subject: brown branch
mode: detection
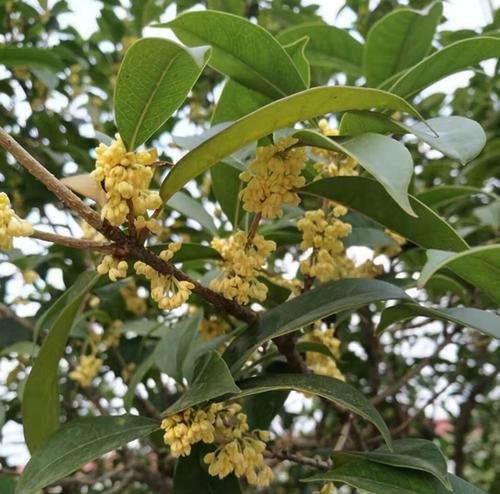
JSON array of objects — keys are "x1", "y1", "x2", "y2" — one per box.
[
  {"x1": 333, "y1": 416, "x2": 352, "y2": 451},
  {"x1": 373, "y1": 331, "x2": 456, "y2": 405},
  {"x1": 0, "y1": 303, "x2": 33, "y2": 330},
  {"x1": 32, "y1": 229, "x2": 115, "y2": 253},
  {"x1": 0, "y1": 127, "x2": 103, "y2": 232},
  {"x1": 265, "y1": 448, "x2": 332, "y2": 469},
  {"x1": 273, "y1": 333, "x2": 310, "y2": 373}
]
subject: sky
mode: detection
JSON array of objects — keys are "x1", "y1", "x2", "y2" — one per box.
[{"x1": 1, "y1": 0, "x2": 499, "y2": 467}]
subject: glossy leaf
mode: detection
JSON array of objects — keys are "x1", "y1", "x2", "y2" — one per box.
[
  {"x1": 340, "y1": 113, "x2": 486, "y2": 165},
  {"x1": 418, "y1": 246, "x2": 500, "y2": 304},
  {"x1": 417, "y1": 186, "x2": 490, "y2": 208},
  {"x1": 387, "y1": 37, "x2": 500, "y2": 98},
  {"x1": 450, "y1": 475, "x2": 487, "y2": 494},
  {"x1": 115, "y1": 38, "x2": 211, "y2": 150},
  {"x1": 162, "y1": 10, "x2": 306, "y2": 99},
  {"x1": 331, "y1": 438, "x2": 451, "y2": 489},
  {"x1": 211, "y1": 162, "x2": 242, "y2": 227},
  {"x1": 277, "y1": 24, "x2": 363, "y2": 76},
  {"x1": 22, "y1": 272, "x2": 98, "y2": 453},
  {"x1": 212, "y1": 79, "x2": 271, "y2": 125},
  {"x1": 378, "y1": 302, "x2": 500, "y2": 339},
  {"x1": 167, "y1": 191, "x2": 218, "y2": 235},
  {"x1": 237, "y1": 373, "x2": 392, "y2": 448},
  {"x1": 163, "y1": 352, "x2": 240, "y2": 416},
  {"x1": 224, "y1": 278, "x2": 409, "y2": 372},
  {"x1": 305, "y1": 459, "x2": 450, "y2": 494},
  {"x1": 160, "y1": 86, "x2": 422, "y2": 201},
  {"x1": 294, "y1": 129, "x2": 415, "y2": 215},
  {"x1": 16, "y1": 415, "x2": 158, "y2": 494},
  {"x1": 283, "y1": 36, "x2": 311, "y2": 87},
  {"x1": 301, "y1": 177, "x2": 468, "y2": 252},
  {"x1": 364, "y1": 3, "x2": 442, "y2": 86}
]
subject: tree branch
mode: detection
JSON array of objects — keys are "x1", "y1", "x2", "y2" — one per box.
[{"x1": 32, "y1": 229, "x2": 115, "y2": 253}]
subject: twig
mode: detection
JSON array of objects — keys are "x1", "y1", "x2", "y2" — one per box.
[
  {"x1": 266, "y1": 448, "x2": 332, "y2": 469},
  {"x1": 32, "y1": 229, "x2": 115, "y2": 253},
  {"x1": 333, "y1": 416, "x2": 352, "y2": 451},
  {"x1": 245, "y1": 212, "x2": 261, "y2": 248}
]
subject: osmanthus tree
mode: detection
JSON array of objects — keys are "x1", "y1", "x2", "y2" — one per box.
[{"x1": 0, "y1": 1, "x2": 499, "y2": 493}]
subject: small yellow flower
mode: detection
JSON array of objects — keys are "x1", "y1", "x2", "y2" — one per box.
[
  {"x1": 200, "y1": 316, "x2": 229, "y2": 341},
  {"x1": 97, "y1": 256, "x2": 128, "y2": 282},
  {"x1": 0, "y1": 192, "x2": 33, "y2": 251},
  {"x1": 120, "y1": 281, "x2": 147, "y2": 315},
  {"x1": 22, "y1": 270, "x2": 37, "y2": 284},
  {"x1": 240, "y1": 137, "x2": 306, "y2": 219},
  {"x1": 69, "y1": 354, "x2": 102, "y2": 387},
  {"x1": 91, "y1": 134, "x2": 161, "y2": 227},
  {"x1": 210, "y1": 231, "x2": 276, "y2": 305},
  {"x1": 313, "y1": 482, "x2": 337, "y2": 494}
]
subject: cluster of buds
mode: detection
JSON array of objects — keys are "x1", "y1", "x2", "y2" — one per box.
[
  {"x1": 134, "y1": 242, "x2": 194, "y2": 311},
  {"x1": 91, "y1": 134, "x2": 162, "y2": 227},
  {"x1": 120, "y1": 280, "x2": 147, "y2": 315},
  {"x1": 200, "y1": 316, "x2": 229, "y2": 341},
  {"x1": 210, "y1": 231, "x2": 276, "y2": 305},
  {"x1": 69, "y1": 354, "x2": 103, "y2": 388},
  {"x1": 97, "y1": 256, "x2": 128, "y2": 282},
  {"x1": 161, "y1": 402, "x2": 273, "y2": 487},
  {"x1": 240, "y1": 136, "x2": 306, "y2": 219},
  {"x1": 303, "y1": 320, "x2": 344, "y2": 381},
  {"x1": 313, "y1": 482, "x2": 337, "y2": 494},
  {"x1": 0, "y1": 192, "x2": 33, "y2": 251}
]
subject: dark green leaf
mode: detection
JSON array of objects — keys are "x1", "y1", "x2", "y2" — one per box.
[
  {"x1": 449, "y1": 475, "x2": 487, "y2": 494},
  {"x1": 364, "y1": 3, "x2": 442, "y2": 86},
  {"x1": 378, "y1": 302, "x2": 500, "y2": 339},
  {"x1": 331, "y1": 438, "x2": 451, "y2": 490},
  {"x1": 387, "y1": 37, "x2": 500, "y2": 98},
  {"x1": 115, "y1": 38, "x2": 211, "y2": 149},
  {"x1": 161, "y1": 10, "x2": 306, "y2": 99},
  {"x1": 417, "y1": 186, "x2": 490, "y2": 208},
  {"x1": 167, "y1": 191, "x2": 218, "y2": 235},
  {"x1": 301, "y1": 177, "x2": 468, "y2": 252},
  {"x1": 237, "y1": 373, "x2": 392, "y2": 448},
  {"x1": 305, "y1": 459, "x2": 450, "y2": 494},
  {"x1": 22, "y1": 272, "x2": 98, "y2": 453},
  {"x1": 163, "y1": 352, "x2": 240, "y2": 416},
  {"x1": 160, "y1": 86, "x2": 422, "y2": 201},
  {"x1": 294, "y1": 130, "x2": 415, "y2": 216},
  {"x1": 211, "y1": 162, "x2": 242, "y2": 227},
  {"x1": 224, "y1": 278, "x2": 409, "y2": 373},
  {"x1": 16, "y1": 415, "x2": 159, "y2": 494},
  {"x1": 277, "y1": 24, "x2": 363, "y2": 76},
  {"x1": 418, "y1": 246, "x2": 500, "y2": 304}
]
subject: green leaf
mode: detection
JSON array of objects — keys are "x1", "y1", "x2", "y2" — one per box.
[
  {"x1": 294, "y1": 130, "x2": 415, "y2": 216},
  {"x1": 114, "y1": 38, "x2": 211, "y2": 150},
  {"x1": 212, "y1": 79, "x2": 272, "y2": 125},
  {"x1": 418, "y1": 246, "x2": 500, "y2": 304},
  {"x1": 301, "y1": 177, "x2": 468, "y2": 252},
  {"x1": 305, "y1": 459, "x2": 450, "y2": 494},
  {"x1": 22, "y1": 272, "x2": 98, "y2": 453},
  {"x1": 276, "y1": 24, "x2": 363, "y2": 76},
  {"x1": 417, "y1": 186, "x2": 490, "y2": 208},
  {"x1": 387, "y1": 36, "x2": 500, "y2": 98},
  {"x1": 16, "y1": 415, "x2": 158, "y2": 494},
  {"x1": 167, "y1": 191, "x2": 218, "y2": 235},
  {"x1": 0, "y1": 475, "x2": 16, "y2": 494},
  {"x1": 340, "y1": 113, "x2": 486, "y2": 165},
  {"x1": 163, "y1": 352, "x2": 240, "y2": 416},
  {"x1": 161, "y1": 10, "x2": 306, "y2": 99},
  {"x1": 449, "y1": 475, "x2": 487, "y2": 494},
  {"x1": 364, "y1": 3, "x2": 443, "y2": 87},
  {"x1": 331, "y1": 439, "x2": 451, "y2": 490},
  {"x1": 0, "y1": 46, "x2": 64, "y2": 73},
  {"x1": 224, "y1": 278, "x2": 409, "y2": 373},
  {"x1": 377, "y1": 302, "x2": 500, "y2": 339},
  {"x1": 123, "y1": 353, "x2": 155, "y2": 411},
  {"x1": 283, "y1": 36, "x2": 311, "y2": 87},
  {"x1": 344, "y1": 227, "x2": 397, "y2": 248},
  {"x1": 237, "y1": 373, "x2": 391, "y2": 448},
  {"x1": 160, "y1": 86, "x2": 422, "y2": 201},
  {"x1": 211, "y1": 162, "x2": 242, "y2": 227},
  {"x1": 154, "y1": 313, "x2": 202, "y2": 383}
]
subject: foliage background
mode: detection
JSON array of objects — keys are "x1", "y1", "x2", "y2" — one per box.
[{"x1": 0, "y1": 0, "x2": 499, "y2": 493}]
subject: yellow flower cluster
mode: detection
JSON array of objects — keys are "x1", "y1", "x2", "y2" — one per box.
[
  {"x1": 0, "y1": 192, "x2": 33, "y2": 251},
  {"x1": 200, "y1": 316, "x2": 229, "y2": 341},
  {"x1": 240, "y1": 137, "x2": 306, "y2": 219},
  {"x1": 313, "y1": 482, "x2": 337, "y2": 494},
  {"x1": 134, "y1": 242, "x2": 194, "y2": 311},
  {"x1": 69, "y1": 354, "x2": 103, "y2": 388},
  {"x1": 297, "y1": 209, "x2": 352, "y2": 282},
  {"x1": 161, "y1": 402, "x2": 273, "y2": 487},
  {"x1": 81, "y1": 220, "x2": 105, "y2": 242},
  {"x1": 378, "y1": 228, "x2": 406, "y2": 257},
  {"x1": 318, "y1": 118, "x2": 339, "y2": 137},
  {"x1": 120, "y1": 281, "x2": 147, "y2": 315},
  {"x1": 303, "y1": 321, "x2": 344, "y2": 381},
  {"x1": 91, "y1": 134, "x2": 162, "y2": 227},
  {"x1": 210, "y1": 231, "x2": 276, "y2": 304},
  {"x1": 97, "y1": 256, "x2": 128, "y2": 282}
]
